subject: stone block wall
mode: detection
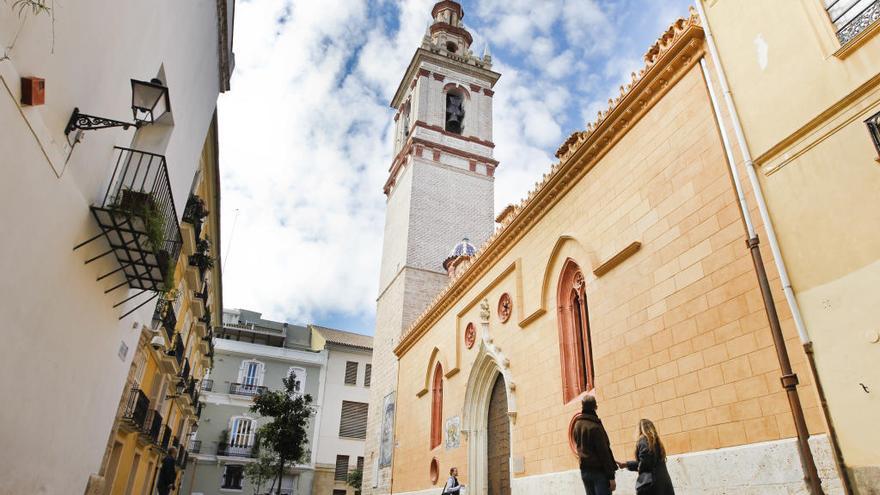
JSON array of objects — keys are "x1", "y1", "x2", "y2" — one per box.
[{"x1": 390, "y1": 61, "x2": 841, "y2": 494}]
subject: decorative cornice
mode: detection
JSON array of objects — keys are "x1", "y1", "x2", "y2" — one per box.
[
  {"x1": 394, "y1": 9, "x2": 705, "y2": 357},
  {"x1": 413, "y1": 120, "x2": 495, "y2": 148},
  {"x1": 430, "y1": 23, "x2": 474, "y2": 47}
]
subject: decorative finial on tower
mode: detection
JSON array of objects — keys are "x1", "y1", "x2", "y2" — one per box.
[{"x1": 427, "y1": 1, "x2": 473, "y2": 54}]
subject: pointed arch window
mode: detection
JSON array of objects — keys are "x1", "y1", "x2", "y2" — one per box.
[
  {"x1": 557, "y1": 259, "x2": 595, "y2": 403},
  {"x1": 430, "y1": 363, "x2": 443, "y2": 449}
]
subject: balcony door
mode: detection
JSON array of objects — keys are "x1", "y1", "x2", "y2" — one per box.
[
  {"x1": 229, "y1": 417, "x2": 255, "y2": 456},
  {"x1": 238, "y1": 360, "x2": 264, "y2": 392}
]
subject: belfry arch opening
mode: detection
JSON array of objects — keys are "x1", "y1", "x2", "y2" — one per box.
[{"x1": 445, "y1": 87, "x2": 466, "y2": 134}]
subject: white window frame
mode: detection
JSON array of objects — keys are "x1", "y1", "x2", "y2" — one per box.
[
  {"x1": 287, "y1": 366, "x2": 306, "y2": 394},
  {"x1": 228, "y1": 416, "x2": 256, "y2": 448},
  {"x1": 238, "y1": 359, "x2": 265, "y2": 387}
]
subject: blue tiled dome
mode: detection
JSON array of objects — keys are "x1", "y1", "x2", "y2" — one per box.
[
  {"x1": 448, "y1": 238, "x2": 476, "y2": 258},
  {"x1": 443, "y1": 238, "x2": 476, "y2": 270}
]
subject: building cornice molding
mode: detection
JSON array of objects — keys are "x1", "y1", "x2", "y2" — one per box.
[
  {"x1": 391, "y1": 48, "x2": 501, "y2": 109},
  {"x1": 214, "y1": 339, "x2": 327, "y2": 365},
  {"x1": 394, "y1": 10, "x2": 706, "y2": 357}
]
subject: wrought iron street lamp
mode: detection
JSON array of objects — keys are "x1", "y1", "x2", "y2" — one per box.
[
  {"x1": 166, "y1": 379, "x2": 187, "y2": 400},
  {"x1": 65, "y1": 78, "x2": 170, "y2": 135}
]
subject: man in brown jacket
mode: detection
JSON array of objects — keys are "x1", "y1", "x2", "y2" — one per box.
[{"x1": 572, "y1": 395, "x2": 618, "y2": 494}]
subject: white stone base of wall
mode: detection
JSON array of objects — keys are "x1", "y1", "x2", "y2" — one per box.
[
  {"x1": 511, "y1": 435, "x2": 844, "y2": 495},
  {"x1": 393, "y1": 435, "x2": 844, "y2": 494}
]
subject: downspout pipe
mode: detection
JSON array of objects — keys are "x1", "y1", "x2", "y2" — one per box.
[
  {"x1": 694, "y1": 0, "x2": 809, "y2": 345},
  {"x1": 694, "y1": 5, "x2": 853, "y2": 492},
  {"x1": 698, "y1": 57, "x2": 824, "y2": 495}
]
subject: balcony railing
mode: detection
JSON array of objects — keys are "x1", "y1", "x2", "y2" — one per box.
[
  {"x1": 185, "y1": 378, "x2": 199, "y2": 404},
  {"x1": 160, "y1": 425, "x2": 172, "y2": 450},
  {"x1": 200, "y1": 308, "x2": 212, "y2": 329},
  {"x1": 144, "y1": 409, "x2": 164, "y2": 444},
  {"x1": 189, "y1": 439, "x2": 202, "y2": 454},
  {"x1": 201, "y1": 378, "x2": 214, "y2": 392},
  {"x1": 122, "y1": 387, "x2": 150, "y2": 429},
  {"x1": 182, "y1": 194, "x2": 208, "y2": 240},
  {"x1": 167, "y1": 333, "x2": 184, "y2": 367},
  {"x1": 179, "y1": 358, "x2": 191, "y2": 382},
  {"x1": 229, "y1": 382, "x2": 267, "y2": 397},
  {"x1": 195, "y1": 282, "x2": 209, "y2": 302},
  {"x1": 89, "y1": 147, "x2": 181, "y2": 292},
  {"x1": 217, "y1": 443, "x2": 256, "y2": 458},
  {"x1": 189, "y1": 238, "x2": 213, "y2": 282},
  {"x1": 152, "y1": 298, "x2": 177, "y2": 343}
]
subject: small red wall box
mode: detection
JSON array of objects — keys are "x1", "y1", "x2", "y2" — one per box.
[{"x1": 21, "y1": 77, "x2": 45, "y2": 106}]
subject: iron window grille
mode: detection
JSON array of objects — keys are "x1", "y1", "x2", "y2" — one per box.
[
  {"x1": 826, "y1": 0, "x2": 880, "y2": 44},
  {"x1": 222, "y1": 465, "x2": 244, "y2": 489},
  {"x1": 866, "y1": 110, "x2": 880, "y2": 156}
]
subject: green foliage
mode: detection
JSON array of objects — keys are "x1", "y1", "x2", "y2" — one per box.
[
  {"x1": 251, "y1": 374, "x2": 314, "y2": 494},
  {"x1": 346, "y1": 468, "x2": 363, "y2": 491},
  {"x1": 244, "y1": 447, "x2": 278, "y2": 495},
  {"x1": 7, "y1": 0, "x2": 51, "y2": 17}
]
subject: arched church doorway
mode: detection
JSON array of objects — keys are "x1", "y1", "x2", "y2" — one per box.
[{"x1": 487, "y1": 374, "x2": 510, "y2": 495}]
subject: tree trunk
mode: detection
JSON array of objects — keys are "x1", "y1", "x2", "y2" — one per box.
[{"x1": 276, "y1": 457, "x2": 285, "y2": 495}]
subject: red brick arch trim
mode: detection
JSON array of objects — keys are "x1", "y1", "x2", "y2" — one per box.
[
  {"x1": 557, "y1": 258, "x2": 595, "y2": 404},
  {"x1": 443, "y1": 83, "x2": 470, "y2": 99}
]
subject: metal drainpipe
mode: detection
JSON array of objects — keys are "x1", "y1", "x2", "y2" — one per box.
[
  {"x1": 697, "y1": 56, "x2": 824, "y2": 495},
  {"x1": 694, "y1": 2, "x2": 853, "y2": 493}
]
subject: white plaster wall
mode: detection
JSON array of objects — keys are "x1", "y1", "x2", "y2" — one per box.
[
  {"x1": 0, "y1": 1, "x2": 228, "y2": 493},
  {"x1": 315, "y1": 347, "x2": 373, "y2": 466}
]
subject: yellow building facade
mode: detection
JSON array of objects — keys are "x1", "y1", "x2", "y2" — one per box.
[
  {"x1": 94, "y1": 116, "x2": 224, "y2": 495},
  {"x1": 700, "y1": 1, "x2": 880, "y2": 492},
  {"x1": 388, "y1": 11, "x2": 848, "y2": 495}
]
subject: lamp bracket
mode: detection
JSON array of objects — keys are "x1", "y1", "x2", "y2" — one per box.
[{"x1": 65, "y1": 107, "x2": 137, "y2": 135}]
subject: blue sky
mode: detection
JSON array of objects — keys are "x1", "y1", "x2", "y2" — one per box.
[{"x1": 217, "y1": 0, "x2": 692, "y2": 335}]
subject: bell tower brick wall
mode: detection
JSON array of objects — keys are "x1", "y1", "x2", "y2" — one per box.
[{"x1": 363, "y1": 2, "x2": 501, "y2": 493}]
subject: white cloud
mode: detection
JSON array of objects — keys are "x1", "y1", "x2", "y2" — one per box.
[{"x1": 218, "y1": 0, "x2": 694, "y2": 329}]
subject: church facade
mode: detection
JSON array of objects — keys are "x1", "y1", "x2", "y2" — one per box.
[{"x1": 367, "y1": 2, "x2": 849, "y2": 495}]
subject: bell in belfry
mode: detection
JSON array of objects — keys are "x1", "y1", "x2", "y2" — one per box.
[{"x1": 446, "y1": 93, "x2": 464, "y2": 134}]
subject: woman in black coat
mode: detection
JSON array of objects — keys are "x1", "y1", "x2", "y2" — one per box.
[{"x1": 617, "y1": 419, "x2": 675, "y2": 495}]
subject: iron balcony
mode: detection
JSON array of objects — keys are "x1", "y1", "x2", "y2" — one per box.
[
  {"x1": 228, "y1": 382, "x2": 267, "y2": 397},
  {"x1": 122, "y1": 387, "x2": 150, "y2": 430},
  {"x1": 217, "y1": 443, "x2": 256, "y2": 458},
  {"x1": 88, "y1": 147, "x2": 182, "y2": 292}
]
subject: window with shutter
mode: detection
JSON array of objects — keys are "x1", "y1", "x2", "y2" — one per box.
[
  {"x1": 364, "y1": 364, "x2": 372, "y2": 388},
  {"x1": 334, "y1": 455, "x2": 350, "y2": 481},
  {"x1": 825, "y1": 0, "x2": 880, "y2": 44},
  {"x1": 357, "y1": 456, "x2": 364, "y2": 472},
  {"x1": 238, "y1": 360, "x2": 265, "y2": 389},
  {"x1": 229, "y1": 417, "x2": 255, "y2": 448},
  {"x1": 287, "y1": 367, "x2": 306, "y2": 394},
  {"x1": 344, "y1": 361, "x2": 358, "y2": 385},
  {"x1": 338, "y1": 401, "x2": 369, "y2": 439}
]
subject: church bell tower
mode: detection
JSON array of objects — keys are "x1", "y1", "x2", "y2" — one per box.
[{"x1": 363, "y1": 1, "x2": 501, "y2": 493}]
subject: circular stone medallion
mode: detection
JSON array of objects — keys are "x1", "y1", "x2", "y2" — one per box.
[
  {"x1": 464, "y1": 322, "x2": 476, "y2": 349},
  {"x1": 497, "y1": 293, "x2": 512, "y2": 323}
]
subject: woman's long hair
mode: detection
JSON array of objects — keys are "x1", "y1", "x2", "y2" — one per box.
[{"x1": 638, "y1": 419, "x2": 666, "y2": 461}]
